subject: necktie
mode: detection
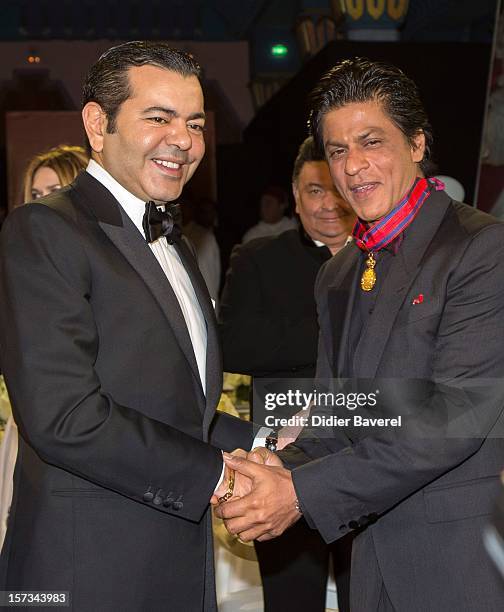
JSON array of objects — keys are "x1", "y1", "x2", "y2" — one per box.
[{"x1": 142, "y1": 200, "x2": 182, "y2": 244}]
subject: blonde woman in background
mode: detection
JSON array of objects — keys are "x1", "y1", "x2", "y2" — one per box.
[
  {"x1": 1, "y1": 144, "x2": 88, "y2": 551},
  {"x1": 21, "y1": 144, "x2": 88, "y2": 203}
]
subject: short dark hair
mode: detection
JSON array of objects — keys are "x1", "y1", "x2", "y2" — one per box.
[
  {"x1": 82, "y1": 41, "x2": 201, "y2": 152},
  {"x1": 292, "y1": 136, "x2": 325, "y2": 183},
  {"x1": 308, "y1": 57, "x2": 435, "y2": 175}
]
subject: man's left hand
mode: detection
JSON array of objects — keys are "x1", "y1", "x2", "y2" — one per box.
[
  {"x1": 211, "y1": 448, "x2": 250, "y2": 505},
  {"x1": 214, "y1": 453, "x2": 302, "y2": 542}
]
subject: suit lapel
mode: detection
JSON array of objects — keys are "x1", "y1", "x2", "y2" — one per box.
[
  {"x1": 326, "y1": 246, "x2": 360, "y2": 379},
  {"x1": 353, "y1": 191, "x2": 451, "y2": 378},
  {"x1": 71, "y1": 173, "x2": 203, "y2": 396},
  {"x1": 174, "y1": 238, "x2": 222, "y2": 429}
]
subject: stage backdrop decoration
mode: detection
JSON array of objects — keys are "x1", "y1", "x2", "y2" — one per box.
[{"x1": 335, "y1": 0, "x2": 409, "y2": 41}]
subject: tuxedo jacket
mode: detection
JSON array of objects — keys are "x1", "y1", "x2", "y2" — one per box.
[
  {"x1": 219, "y1": 229, "x2": 331, "y2": 379},
  {"x1": 281, "y1": 191, "x2": 504, "y2": 611},
  {"x1": 0, "y1": 172, "x2": 253, "y2": 611}
]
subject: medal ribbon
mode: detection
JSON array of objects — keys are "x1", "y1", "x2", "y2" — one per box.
[{"x1": 352, "y1": 177, "x2": 444, "y2": 253}]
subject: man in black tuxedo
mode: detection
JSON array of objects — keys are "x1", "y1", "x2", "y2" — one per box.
[
  {"x1": 219, "y1": 136, "x2": 355, "y2": 611},
  {"x1": 0, "y1": 41, "x2": 256, "y2": 611},
  {"x1": 217, "y1": 58, "x2": 504, "y2": 611}
]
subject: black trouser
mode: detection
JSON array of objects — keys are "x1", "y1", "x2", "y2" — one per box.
[{"x1": 254, "y1": 519, "x2": 353, "y2": 612}]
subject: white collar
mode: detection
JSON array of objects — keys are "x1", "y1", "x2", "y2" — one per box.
[
  {"x1": 311, "y1": 236, "x2": 352, "y2": 248},
  {"x1": 86, "y1": 159, "x2": 146, "y2": 236}
]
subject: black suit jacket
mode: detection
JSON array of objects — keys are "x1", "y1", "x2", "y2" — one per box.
[
  {"x1": 0, "y1": 172, "x2": 252, "y2": 611},
  {"x1": 219, "y1": 229, "x2": 331, "y2": 378},
  {"x1": 281, "y1": 192, "x2": 504, "y2": 611}
]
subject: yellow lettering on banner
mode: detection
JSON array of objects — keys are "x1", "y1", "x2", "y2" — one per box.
[
  {"x1": 367, "y1": 0, "x2": 385, "y2": 20},
  {"x1": 345, "y1": 0, "x2": 364, "y2": 20},
  {"x1": 387, "y1": 0, "x2": 409, "y2": 21}
]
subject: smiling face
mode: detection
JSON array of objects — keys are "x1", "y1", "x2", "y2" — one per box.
[
  {"x1": 83, "y1": 65, "x2": 205, "y2": 203},
  {"x1": 322, "y1": 100, "x2": 425, "y2": 223},
  {"x1": 293, "y1": 160, "x2": 354, "y2": 254},
  {"x1": 31, "y1": 166, "x2": 62, "y2": 199}
]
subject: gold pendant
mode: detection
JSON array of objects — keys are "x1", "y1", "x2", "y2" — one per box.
[{"x1": 361, "y1": 251, "x2": 376, "y2": 292}]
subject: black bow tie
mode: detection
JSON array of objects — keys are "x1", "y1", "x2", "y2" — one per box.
[{"x1": 142, "y1": 201, "x2": 182, "y2": 244}]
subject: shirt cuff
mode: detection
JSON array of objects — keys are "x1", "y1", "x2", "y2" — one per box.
[{"x1": 252, "y1": 427, "x2": 273, "y2": 450}]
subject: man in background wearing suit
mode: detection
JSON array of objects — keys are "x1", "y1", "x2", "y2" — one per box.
[
  {"x1": 0, "y1": 41, "x2": 257, "y2": 611},
  {"x1": 219, "y1": 136, "x2": 354, "y2": 612},
  {"x1": 217, "y1": 58, "x2": 504, "y2": 611}
]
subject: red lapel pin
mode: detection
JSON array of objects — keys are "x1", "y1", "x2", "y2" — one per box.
[{"x1": 412, "y1": 293, "x2": 424, "y2": 305}]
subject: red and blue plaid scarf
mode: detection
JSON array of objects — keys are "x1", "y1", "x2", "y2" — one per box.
[{"x1": 352, "y1": 177, "x2": 444, "y2": 252}]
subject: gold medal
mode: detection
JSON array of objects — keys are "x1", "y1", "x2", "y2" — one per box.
[{"x1": 361, "y1": 251, "x2": 376, "y2": 292}]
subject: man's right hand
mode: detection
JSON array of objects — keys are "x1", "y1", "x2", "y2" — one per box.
[{"x1": 215, "y1": 454, "x2": 301, "y2": 542}]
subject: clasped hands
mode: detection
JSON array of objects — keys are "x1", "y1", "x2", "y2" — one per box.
[{"x1": 212, "y1": 447, "x2": 302, "y2": 542}]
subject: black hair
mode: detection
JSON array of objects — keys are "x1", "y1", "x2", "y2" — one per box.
[{"x1": 292, "y1": 136, "x2": 326, "y2": 183}]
